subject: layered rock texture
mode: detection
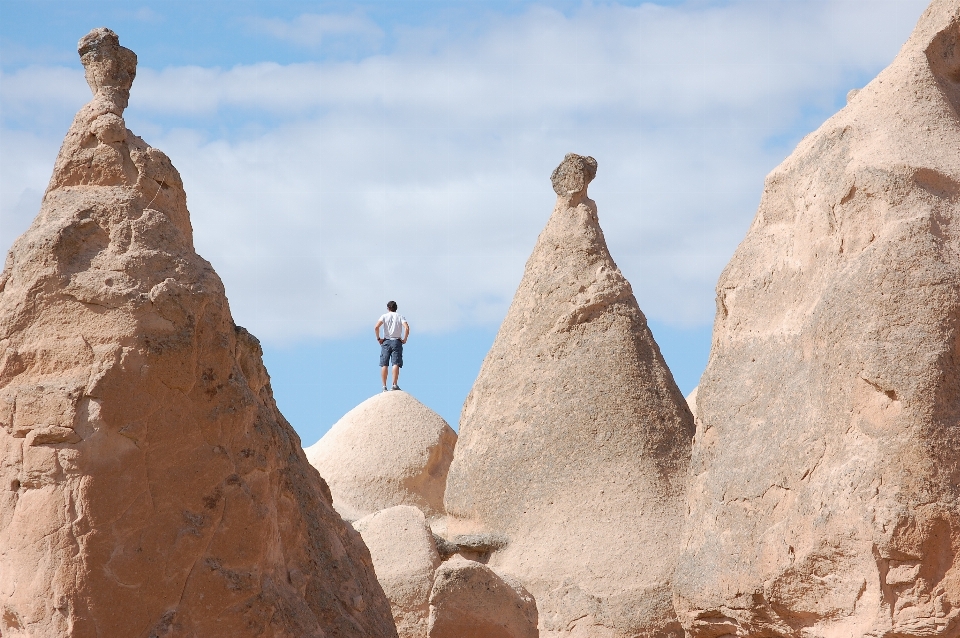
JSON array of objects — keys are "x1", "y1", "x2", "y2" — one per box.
[
  {"x1": 354, "y1": 506, "x2": 441, "y2": 638},
  {"x1": 0, "y1": 28, "x2": 395, "y2": 638},
  {"x1": 444, "y1": 154, "x2": 695, "y2": 636},
  {"x1": 676, "y1": 2, "x2": 960, "y2": 636},
  {"x1": 306, "y1": 391, "x2": 457, "y2": 521}
]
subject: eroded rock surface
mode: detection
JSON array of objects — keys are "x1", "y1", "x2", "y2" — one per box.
[
  {"x1": 427, "y1": 556, "x2": 538, "y2": 638},
  {"x1": 443, "y1": 154, "x2": 694, "y2": 636},
  {"x1": 354, "y1": 506, "x2": 441, "y2": 638},
  {"x1": 306, "y1": 391, "x2": 457, "y2": 521},
  {"x1": 0, "y1": 28, "x2": 396, "y2": 638},
  {"x1": 685, "y1": 386, "x2": 699, "y2": 421},
  {"x1": 675, "y1": 2, "x2": 960, "y2": 636}
]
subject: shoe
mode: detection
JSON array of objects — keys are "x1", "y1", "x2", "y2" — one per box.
[
  {"x1": 391, "y1": 385, "x2": 401, "y2": 391},
  {"x1": 383, "y1": 386, "x2": 388, "y2": 392}
]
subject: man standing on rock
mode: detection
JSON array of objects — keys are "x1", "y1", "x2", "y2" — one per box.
[{"x1": 375, "y1": 301, "x2": 409, "y2": 392}]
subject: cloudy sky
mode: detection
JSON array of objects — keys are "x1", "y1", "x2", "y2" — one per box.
[{"x1": 0, "y1": 0, "x2": 929, "y2": 442}]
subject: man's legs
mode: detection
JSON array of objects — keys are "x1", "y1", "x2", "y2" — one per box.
[
  {"x1": 390, "y1": 341, "x2": 403, "y2": 390},
  {"x1": 392, "y1": 365, "x2": 400, "y2": 387},
  {"x1": 379, "y1": 339, "x2": 391, "y2": 390}
]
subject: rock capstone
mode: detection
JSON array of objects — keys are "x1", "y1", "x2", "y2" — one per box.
[
  {"x1": 0, "y1": 28, "x2": 396, "y2": 638},
  {"x1": 550, "y1": 153, "x2": 598, "y2": 196}
]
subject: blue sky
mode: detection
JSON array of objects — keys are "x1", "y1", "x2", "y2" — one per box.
[{"x1": 0, "y1": 0, "x2": 928, "y2": 444}]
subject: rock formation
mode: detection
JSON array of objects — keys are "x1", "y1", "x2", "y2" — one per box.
[
  {"x1": 427, "y1": 556, "x2": 538, "y2": 638},
  {"x1": 306, "y1": 391, "x2": 457, "y2": 521},
  {"x1": 685, "y1": 386, "x2": 699, "y2": 421},
  {"x1": 354, "y1": 506, "x2": 441, "y2": 638},
  {"x1": 675, "y1": 1, "x2": 960, "y2": 636},
  {"x1": 443, "y1": 153, "x2": 695, "y2": 636},
  {"x1": 0, "y1": 28, "x2": 396, "y2": 637}
]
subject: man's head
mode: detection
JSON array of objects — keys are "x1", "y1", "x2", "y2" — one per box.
[{"x1": 387, "y1": 301, "x2": 398, "y2": 312}]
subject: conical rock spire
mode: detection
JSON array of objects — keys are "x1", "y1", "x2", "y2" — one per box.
[
  {"x1": 0, "y1": 28, "x2": 396, "y2": 637},
  {"x1": 444, "y1": 154, "x2": 695, "y2": 637}
]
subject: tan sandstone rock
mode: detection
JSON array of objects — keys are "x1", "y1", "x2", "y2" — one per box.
[
  {"x1": 685, "y1": 385, "x2": 699, "y2": 421},
  {"x1": 354, "y1": 506, "x2": 441, "y2": 638},
  {"x1": 675, "y1": 2, "x2": 960, "y2": 636},
  {"x1": 443, "y1": 154, "x2": 695, "y2": 636},
  {"x1": 427, "y1": 556, "x2": 538, "y2": 638},
  {"x1": 0, "y1": 28, "x2": 396, "y2": 638},
  {"x1": 306, "y1": 391, "x2": 457, "y2": 521}
]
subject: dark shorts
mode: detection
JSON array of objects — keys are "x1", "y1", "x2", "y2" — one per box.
[{"x1": 380, "y1": 339, "x2": 403, "y2": 367}]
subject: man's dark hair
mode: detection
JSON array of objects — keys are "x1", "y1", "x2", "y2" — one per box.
[{"x1": 387, "y1": 300, "x2": 398, "y2": 312}]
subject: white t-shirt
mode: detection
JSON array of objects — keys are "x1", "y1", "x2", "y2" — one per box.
[{"x1": 379, "y1": 312, "x2": 407, "y2": 339}]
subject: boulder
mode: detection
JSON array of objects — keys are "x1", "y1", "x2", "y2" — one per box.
[
  {"x1": 306, "y1": 391, "x2": 456, "y2": 520},
  {"x1": 443, "y1": 154, "x2": 694, "y2": 636},
  {"x1": 354, "y1": 506, "x2": 441, "y2": 638},
  {"x1": 675, "y1": 2, "x2": 960, "y2": 636},
  {"x1": 427, "y1": 556, "x2": 538, "y2": 638},
  {"x1": 0, "y1": 28, "x2": 396, "y2": 638}
]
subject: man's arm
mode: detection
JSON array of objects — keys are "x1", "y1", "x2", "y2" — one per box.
[
  {"x1": 375, "y1": 319, "x2": 384, "y2": 344},
  {"x1": 402, "y1": 321, "x2": 410, "y2": 344}
]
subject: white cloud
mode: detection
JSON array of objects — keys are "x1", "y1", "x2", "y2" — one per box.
[
  {"x1": 0, "y1": 128, "x2": 61, "y2": 246},
  {"x1": 0, "y1": 65, "x2": 89, "y2": 122},
  {"x1": 131, "y1": 7, "x2": 163, "y2": 23},
  {"x1": 246, "y1": 12, "x2": 384, "y2": 50},
  {"x1": 0, "y1": 0, "x2": 929, "y2": 342}
]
